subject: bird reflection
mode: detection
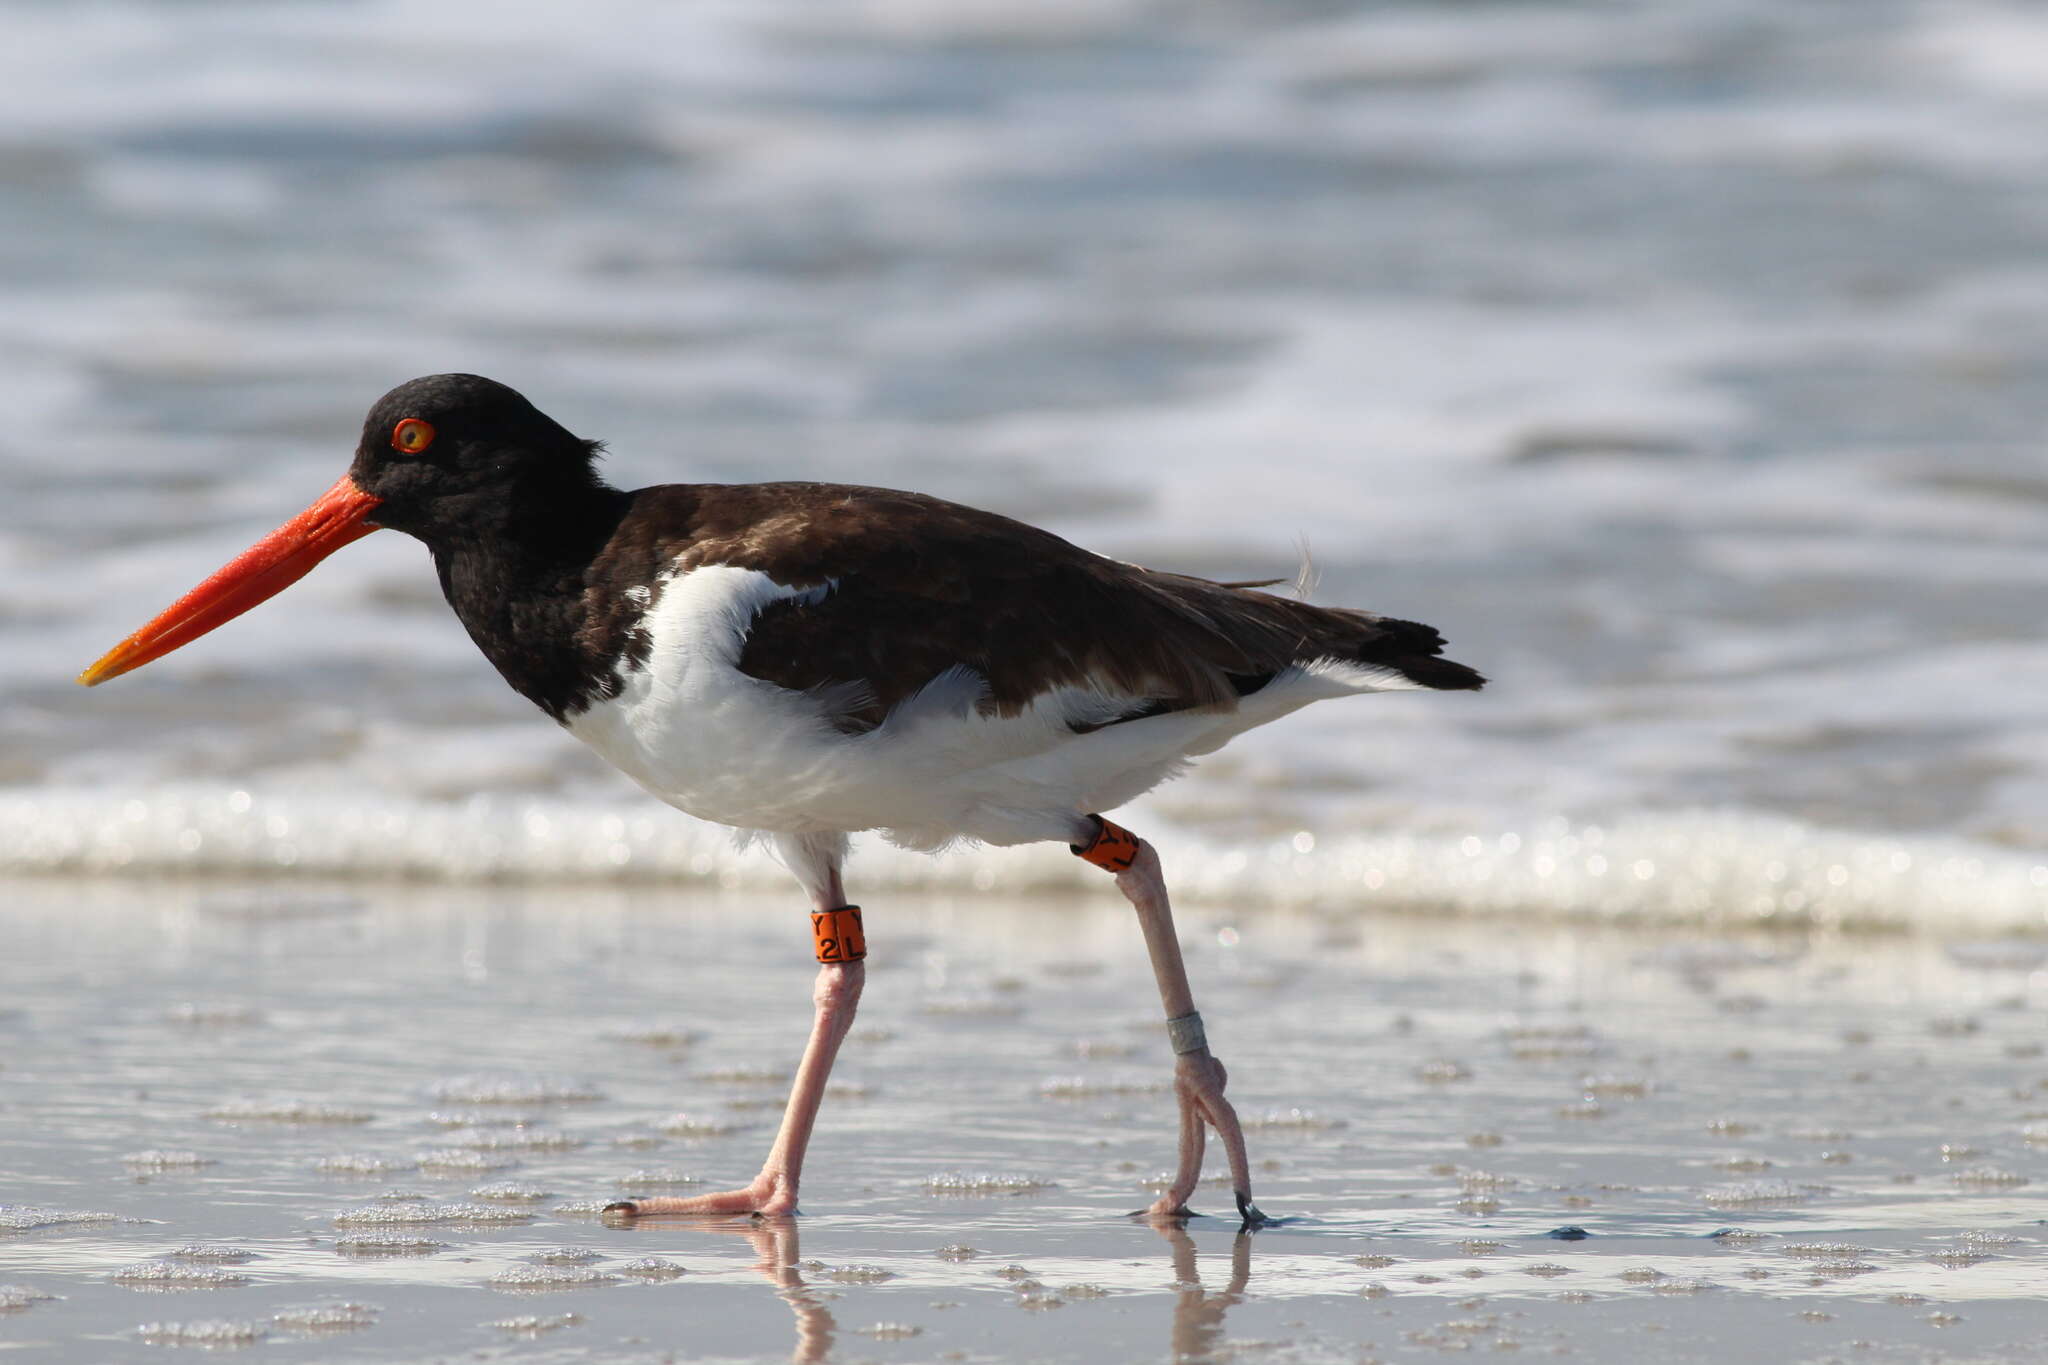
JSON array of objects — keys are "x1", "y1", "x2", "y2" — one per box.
[
  {"x1": 731, "y1": 1217, "x2": 836, "y2": 1365},
  {"x1": 620, "y1": 1214, "x2": 836, "y2": 1364},
  {"x1": 609, "y1": 1213, "x2": 1254, "y2": 1363},
  {"x1": 1153, "y1": 1221, "x2": 1254, "y2": 1362}
]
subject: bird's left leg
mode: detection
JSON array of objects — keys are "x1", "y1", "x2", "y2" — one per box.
[
  {"x1": 1073, "y1": 815, "x2": 1269, "y2": 1229},
  {"x1": 608, "y1": 833, "x2": 862, "y2": 1218}
]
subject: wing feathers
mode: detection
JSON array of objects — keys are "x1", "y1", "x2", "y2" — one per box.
[{"x1": 602, "y1": 482, "x2": 1480, "y2": 732}]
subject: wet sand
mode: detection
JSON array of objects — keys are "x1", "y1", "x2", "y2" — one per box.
[{"x1": 1, "y1": 877, "x2": 2044, "y2": 1362}]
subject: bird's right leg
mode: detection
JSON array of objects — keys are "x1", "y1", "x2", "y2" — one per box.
[{"x1": 1073, "y1": 815, "x2": 1268, "y2": 1228}]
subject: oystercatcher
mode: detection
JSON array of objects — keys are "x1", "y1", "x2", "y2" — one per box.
[{"x1": 80, "y1": 373, "x2": 1483, "y2": 1226}]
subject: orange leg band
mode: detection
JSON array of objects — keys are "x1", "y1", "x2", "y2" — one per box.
[
  {"x1": 1071, "y1": 815, "x2": 1140, "y2": 873},
  {"x1": 812, "y1": 905, "x2": 867, "y2": 963}
]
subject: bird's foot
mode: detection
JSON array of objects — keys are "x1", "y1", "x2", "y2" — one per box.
[
  {"x1": 605, "y1": 1173, "x2": 794, "y2": 1219},
  {"x1": 1131, "y1": 1195, "x2": 1198, "y2": 1223},
  {"x1": 1127, "y1": 1192, "x2": 1274, "y2": 1229}
]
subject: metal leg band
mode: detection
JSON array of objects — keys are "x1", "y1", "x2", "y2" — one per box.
[
  {"x1": 1165, "y1": 1010, "x2": 1208, "y2": 1055},
  {"x1": 812, "y1": 905, "x2": 867, "y2": 963}
]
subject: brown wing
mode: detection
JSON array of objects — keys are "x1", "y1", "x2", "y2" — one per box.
[{"x1": 596, "y1": 482, "x2": 1480, "y2": 732}]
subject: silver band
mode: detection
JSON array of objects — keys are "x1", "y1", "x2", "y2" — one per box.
[{"x1": 1165, "y1": 1011, "x2": 1208, "y2": 1055}]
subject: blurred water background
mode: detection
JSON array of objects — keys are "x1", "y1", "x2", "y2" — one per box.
[{"x1": 9, "y1": 0, "x2": 2048, "y2": 928}]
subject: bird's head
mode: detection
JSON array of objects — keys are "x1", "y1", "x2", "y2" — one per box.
[
  {"x1": 77, "y1": 373, "x2": 601, "y2": 687},
  {"x1": 347, "y1": 372, "x2": 604, "y2": 541}
]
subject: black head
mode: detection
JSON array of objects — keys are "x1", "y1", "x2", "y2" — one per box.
[{"x1": 350, "y1": 374, "x2": 610, "y2": 544}]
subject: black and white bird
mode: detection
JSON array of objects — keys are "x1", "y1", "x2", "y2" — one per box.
[{"x1": 82, "y1": 373, "x2": 1483, "y2": 1226}]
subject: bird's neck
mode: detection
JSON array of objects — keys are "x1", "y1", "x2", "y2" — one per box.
[{"x1": 430, "y1": 482, "x2": 639, "y2": 722}]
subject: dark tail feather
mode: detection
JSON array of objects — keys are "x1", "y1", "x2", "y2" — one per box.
[
  {"x1": 1394, "y1": 654, "x2": 1485, "y2": 691},
  {"x1": 1354, "y1": 613, "x2": 1485, "y2": 691}
]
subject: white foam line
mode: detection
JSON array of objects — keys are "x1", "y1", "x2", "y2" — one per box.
[{"x1": 3, "y1": 786, "x2": 2046, "y2": 936}]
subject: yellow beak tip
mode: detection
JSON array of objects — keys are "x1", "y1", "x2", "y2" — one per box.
[{"x1": 77, "y1": 654, "x2": 125, "y2": 687}]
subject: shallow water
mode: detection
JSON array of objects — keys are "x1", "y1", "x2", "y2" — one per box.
[{"x1": 2, "y1": 880, "x2": 2044, "y2": 1361}]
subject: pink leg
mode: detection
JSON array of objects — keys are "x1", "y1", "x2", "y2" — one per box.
[
  {"x1": 609, "y1": 959, "x2": 863, "y2": 1216},
  {"x1": 610, "y1": 858, "x2": 864, "y2": 1218},
  {"x1": 1114, "y1": 838, "x2": 1266, "y2": 1227}
]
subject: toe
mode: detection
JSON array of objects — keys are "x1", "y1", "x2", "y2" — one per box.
[{"x1": 1234, "y1": 1191, "x2": 1271, "y2": 1230}]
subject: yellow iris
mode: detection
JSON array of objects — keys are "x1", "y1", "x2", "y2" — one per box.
[{"x1": 391, "y1": 418, "x2": 435, "y2": 454}]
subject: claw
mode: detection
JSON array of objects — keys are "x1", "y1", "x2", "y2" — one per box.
[{"x1": 1234, "y1": 1190, "x2": 1271, "y2": 1231}]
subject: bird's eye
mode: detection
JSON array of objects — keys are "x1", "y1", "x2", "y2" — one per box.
[{"x1": 391, "y1": 418, "x2": 436, "y2": 454}]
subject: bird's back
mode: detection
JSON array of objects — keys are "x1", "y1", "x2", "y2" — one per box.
[{"x1": 589, "y1": 481, "x2": 1481, "y2": 731}]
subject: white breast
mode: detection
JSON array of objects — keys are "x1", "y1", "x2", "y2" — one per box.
[{"x1": 564, "y1": 565, "x2": 854, "y2": 832}]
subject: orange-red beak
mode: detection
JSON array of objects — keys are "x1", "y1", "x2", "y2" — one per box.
[{"x1": 77, "y1": 474, "x2": 383, "y2": 687}]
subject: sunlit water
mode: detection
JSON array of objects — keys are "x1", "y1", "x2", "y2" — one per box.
[{"x1": 3, "y1": 882, "x2": 2046, "y2": 1361}]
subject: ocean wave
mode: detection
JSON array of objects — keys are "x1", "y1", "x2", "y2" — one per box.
[{"x1": 4, "y1": 786, "x2": 2043, "y2": 936}]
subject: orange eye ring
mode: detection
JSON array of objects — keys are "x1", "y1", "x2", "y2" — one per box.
[{"x1": 391, "y1": 418, "x2": 435, "y2": 454}]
